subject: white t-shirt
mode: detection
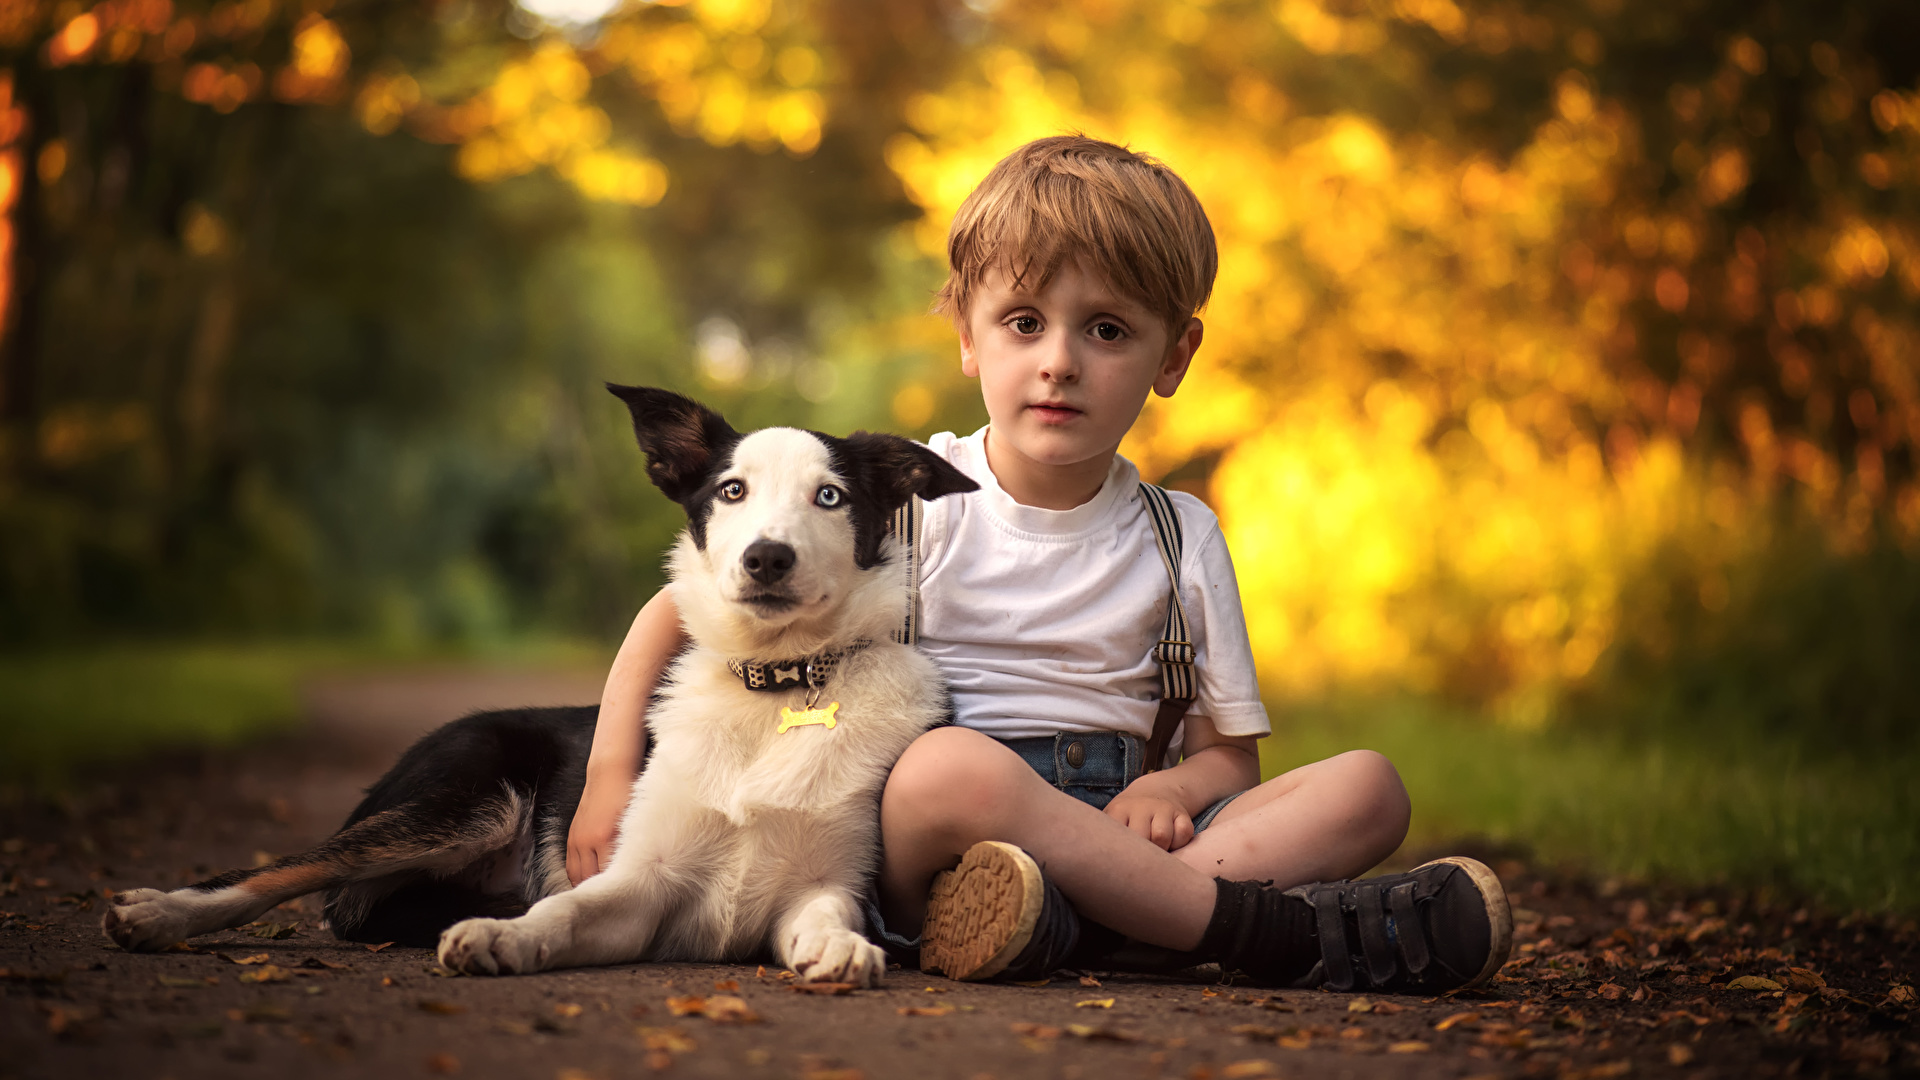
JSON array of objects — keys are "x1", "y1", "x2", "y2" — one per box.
[{"x1": 914, "y1": 428, "x2": 1270, "y2": 752}]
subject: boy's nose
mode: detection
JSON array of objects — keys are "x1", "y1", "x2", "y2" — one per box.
[{"x1": 1037, "y1": 339, "x2": 1079, "y2": 382}]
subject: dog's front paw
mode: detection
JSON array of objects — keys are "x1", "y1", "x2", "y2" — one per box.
[
  {"x1": 102, "y1": 888, "x2": 194, "y2": 952},
  {"x1": 787, "y1": 927, "x2": 886, "y2": 988},
  {"x1": 438, "y1": 917, "x2": 554, "y2": 976}
]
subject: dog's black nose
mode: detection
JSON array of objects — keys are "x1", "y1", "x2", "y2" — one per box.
[{"x1": 742, "y1": 540, "x2": 796, "y2": 584}]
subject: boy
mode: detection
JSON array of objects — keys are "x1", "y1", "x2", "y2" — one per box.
[{"x1": 569, "y1": 136, "x2": 1511, "y2": 991}]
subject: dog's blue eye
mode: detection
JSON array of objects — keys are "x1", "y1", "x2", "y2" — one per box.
[
  {"x1": 815, "y1": 485, "x2": 844, "y2": 508},
  {"x1": 720, "y1": 480, "x2": 746, "y2": 502}
]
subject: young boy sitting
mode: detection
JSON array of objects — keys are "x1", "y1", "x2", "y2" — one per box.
[{"x1": 568, "y1": 135, "x2": 1512, "y2": 992}]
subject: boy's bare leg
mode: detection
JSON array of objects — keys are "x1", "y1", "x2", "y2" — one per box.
[
  {"x1": 877, "y1": 729, "x2": 1410, "y2": 950},
  {"x1": 1167, "y1": 748, "x2": 1411, "y2": 886}
]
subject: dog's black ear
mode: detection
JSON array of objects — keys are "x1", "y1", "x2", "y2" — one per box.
[
  {"x1": 607, "y1": 384, "x2": 741, "y2": 503},
  {"x1": 842, "y1": 431, "x2": 980, "y2": 511}
]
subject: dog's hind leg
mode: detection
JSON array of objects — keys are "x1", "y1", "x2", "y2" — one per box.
[
  {"x1": 104, "y1": 790, "x2": 530, "y2": 953},
  {"x1": 774, "y1": 890, "x2": 887, "y2": 987}
]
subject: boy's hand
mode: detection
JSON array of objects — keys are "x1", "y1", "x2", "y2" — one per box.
[
  {"x1": 566, "y1": 771, "x2": 633, "y2": 885},
  {"x1": 1103, "y1": 792, "x2": 1195, "y2": 852}
]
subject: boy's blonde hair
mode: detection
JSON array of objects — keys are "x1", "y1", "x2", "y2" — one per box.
[{"x1": 935, "y1": 135, "x2": 1218, "y2": 335}]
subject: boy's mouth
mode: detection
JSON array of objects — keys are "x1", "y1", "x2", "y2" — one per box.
[{"x1": 1027, "y1": 402, "x2": 1081, "y2": 423}]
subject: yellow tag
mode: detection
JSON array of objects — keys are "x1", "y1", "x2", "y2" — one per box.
[{"x1": 777, "y1": 701, "x2": 840, "y2": 734}]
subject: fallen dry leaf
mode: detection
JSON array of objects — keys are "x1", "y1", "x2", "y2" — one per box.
[
  {"x1": 713, "y1": 979, "x2": 739, "y2": 991},
  {"x1": 1065, "y1": 1023, "x2": 1140, "y2": 1042},
  {"x1": 1434, "y1": 1011, "x2": 1480, "y2": 1031},
  {"x1": 1010, "y1": 1022, "x2": 1062, "y2": 1039},
  {"x1": 1229, "y1": 1024, "x2": 1279, "y2": 1040},
  {"x1": 557, "y1": 1069, "x2": 605, "y2": 1080},
  {"x1": 237, "y1": 964, "x2": 292, "y2": 984},
  {"x1": 1388, "y1": 1041, "x2": 1430, "y2": 1053},
  {"x1": 1596, "y1": 982, "x2": 1626, "y2": 1000},
  {"x1": 1785, "y1": 967, "x2": 1827, "y2": 992},
  {"x1": 666, "y1": 995, "x2": 708, "y2": 1016},
  {"x1": 701, "y1": 995, "x2": 761, "y2": 1024},
  {"x1": 1220, "y1": 1062, "x2": 1277, "y2": 1078},
  {"x1": 249, "y1": 922, "x2": 298, "y2": 940},
  {"x1": 1886, "y1": 984, "x2": 1916, "y2": 1007},
  {"x1": 554, "y1": 1002, "x2": 585, "y2": 1018},
  {"x1": 1075, "y1": 998, "x2": 1115, "y2": 1009},
  {"x1": 636, "y1": 1026, "x2": 698, "y2": 1053},
  {"x1": 1347, "y1": 997, "x2": 1374, "y2": 1013},
  {"x1": 365, "y1": 942, "x2": 394, "y2": 953},
  {"x1": 417, "y1": 1000, "x2": 467, "y2": 1016},
  {"x1": 790, "y1": 982, "x2": 856, "y2": 995},
  {"x1": 426, "y1": 1052, "x2": 460, "y2": 1074},
  {"x1": 1276, "y1": 1034, "x2": 1311, "y2": 1050},
  {"x1": 157, "y1": 975, "x2": 218, "y2": 988},
  {"x1": 1562, "y1": 1062, "x2": 1632, "y2": 1080},
  {"x1": 1079, "y1": 975, "x2": 1102, "y2": 988},
  {"x1": 228, "y1": 953, "x2": 271, "y2": 965},
  {"x1": 898, "y1": 1005, "x2": 954, "y2": 1017},
  {"x1": 1727, "y1": 975, "x2": 1783, "y2": 991},
  {"x1": 1668, "y1": 1043, "x2": 1695, "y2": 1066},
  {"x1": 298, "y1": 957, "x2": 348, "y2": 970},
  {"x1": 1012, "y1": 978, "x2": 1051, "y2": 987},
  {"x1": 799, "y1": 1070, "x2": 863, "y2": 1080}
]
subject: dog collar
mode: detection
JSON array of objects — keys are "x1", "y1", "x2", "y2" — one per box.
[{"x1": 727, "y1": 640, "x2": 873, "y2": 696}]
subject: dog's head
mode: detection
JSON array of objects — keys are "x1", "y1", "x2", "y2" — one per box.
[{"x1": 609, "y1": 384, "x2": 977, "y2": 642}]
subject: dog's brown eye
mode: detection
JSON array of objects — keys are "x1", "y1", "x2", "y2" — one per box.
[
  {"x1": 720, "y1": 480, "x2": 746, "y2": 502},
  {"x1": 815, "y1": 485, "x2": 844, "y2": 508}
]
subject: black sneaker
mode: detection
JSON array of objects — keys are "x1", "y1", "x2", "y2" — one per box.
[
  {"x1": 920, "y1": 841, "x2": 1081, "y2": 981},
  {"x1": 1283, "y1": 856, "x2": 1513, "y2": 993}
]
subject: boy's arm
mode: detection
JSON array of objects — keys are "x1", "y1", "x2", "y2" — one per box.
[
  {"x1": 1104, "y1": 712, "x2": 1261, "y2": 852},
  {"x1": 566, "y1": 586, "x2": 687, "y2": 885}
]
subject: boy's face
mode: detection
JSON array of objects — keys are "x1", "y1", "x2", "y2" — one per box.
[{"x1": 959, "y1": 260, "x2": 1201, "y2": 495}]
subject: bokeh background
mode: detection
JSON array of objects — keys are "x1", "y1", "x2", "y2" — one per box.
[{"x1": 1, "y1": 0, "x2": 1914, "y2": 912}]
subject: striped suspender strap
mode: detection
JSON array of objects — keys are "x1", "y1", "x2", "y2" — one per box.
[
  {"x1": 889, "y1": 496, "x2": 923, "y2": 646},
  {"x1": 1139, "y1": 483, "x2": 1197, "y2": 699},
  {"x1": 1138, "y1": 482, "x2": 1197, "y2": 771}
]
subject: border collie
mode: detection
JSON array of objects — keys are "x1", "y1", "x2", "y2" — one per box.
[{"x1": 104, "y1": 386, "x2": 976, "y2": 986}]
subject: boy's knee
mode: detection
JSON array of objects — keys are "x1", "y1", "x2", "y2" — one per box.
[
  {"x1": 1335, "y1": 749, "x2": 1411, "y2": 846},
  {"x1": 882, "y1": 727, "x2": 1030, "y2": 841}
]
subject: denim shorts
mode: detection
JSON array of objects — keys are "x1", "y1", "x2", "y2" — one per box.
[{"x1": 999, "y1": 732, "x2": 1243, "y2": 831}]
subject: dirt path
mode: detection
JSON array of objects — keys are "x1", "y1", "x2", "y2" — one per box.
[{"x1": 2, "y1": 669, "x2": 1916, "y2": 1079}]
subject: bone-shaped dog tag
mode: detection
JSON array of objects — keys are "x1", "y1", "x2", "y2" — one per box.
[{"x1": 777, "y1": 701, "x2": 840, "y2": 734}]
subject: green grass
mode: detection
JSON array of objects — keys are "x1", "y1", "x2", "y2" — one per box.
[
  {"x1": 0, "y1": 639, "x2": 612, "y2": 788},
  {"x1": 1262, "y1": 698, "x2": 1920, "y2": 915}
]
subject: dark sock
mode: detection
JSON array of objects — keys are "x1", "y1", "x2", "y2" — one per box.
[
  {"x1": 998, "y1": 877, "x2": 1082, "y2": 981},
  {"x1": 1196, "y1": 878, "x2": 1321, "y2": 984},
  {"x1": 1065, "y1": 917, "x2": 1127, "y2": 969}
]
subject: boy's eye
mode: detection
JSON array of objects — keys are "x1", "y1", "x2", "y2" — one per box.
[
  {"x1": 814, "y1": 485, "x2": 845, "y2": 509},
  {"x1": 1093, "y1": 322, "x2": 1124, "y2": 342},
  {"x1": 1010, "y1": 315, "x2": 1041, "y2": 335},
  {"x1": 720, "y1": 480, "x2": 747, "y2": 502}
]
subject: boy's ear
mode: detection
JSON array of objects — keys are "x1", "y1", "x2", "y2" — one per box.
[
  {"x1": 1153, "y1": 317, "x2": 1203, "y2": 399},
  {"x1": 843, "y1": 431, "x2": 979, "y2": 511},
  {"x1": 606, "y1": 384, "x2": 741, "y2": 503}
]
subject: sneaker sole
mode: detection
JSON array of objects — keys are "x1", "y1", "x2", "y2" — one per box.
[
  {"x1": 920, "y1": 841, "x2": 1044, "y2": 981},
  {"x1": 1414, "y1": 856, "x2": 1513, "y2": 989}
]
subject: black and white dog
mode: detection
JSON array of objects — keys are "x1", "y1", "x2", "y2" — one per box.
[{"x1": 104, "y1": 386, "x2": 975, "y2": 986}]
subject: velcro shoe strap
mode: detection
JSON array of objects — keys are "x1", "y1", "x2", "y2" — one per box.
[
  {"x1": 1309, "y1": 885, "x2": 1355, "y2": 991},
  {"x1": 1388, "y1": 880, "x2": 1430, "y2": 976},
  {"x1": 1353, "y1": 882, "x2": 1399, "y2": 988}
]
